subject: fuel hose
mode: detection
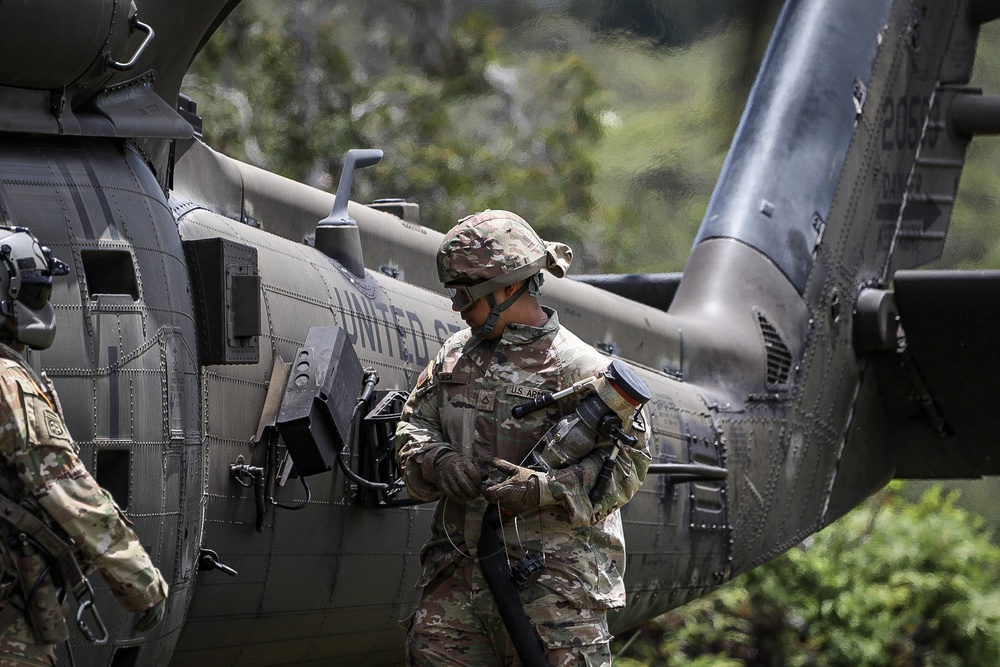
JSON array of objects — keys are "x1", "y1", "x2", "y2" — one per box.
[{"x1": 478, "y1": 506, "x2": 548, "y2": 666}]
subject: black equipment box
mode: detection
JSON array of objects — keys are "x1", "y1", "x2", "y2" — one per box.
[{"x1": 275, "y1": 326, "x2": 363, "y2": 476}]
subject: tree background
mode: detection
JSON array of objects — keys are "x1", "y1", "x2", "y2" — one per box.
[
  {"x1": 182, "y1": 2, "x2": 1000, "y2": 662},
  {"x1": 614, "y1": 485, "x2": 1000, "y2": 666},
  {"x1": 183, "y1": 0, "x2": 789, "y2": 270}
]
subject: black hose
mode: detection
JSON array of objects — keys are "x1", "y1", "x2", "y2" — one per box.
[
  {"x1": 335, "y1": 444, "x2": 402, "y2": 491},
  {"x1": 271, "y1": 475, "x2": 312, "y2": 510},
  {"x1": 478, "y1": 506, "x2": 548, "y2": 666},
  {"x1": 335, "y1": 381, "x2": 404, "y2": 492}
]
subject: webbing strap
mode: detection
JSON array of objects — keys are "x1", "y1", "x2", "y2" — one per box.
[{"x1": 0, "y1": 495, "x2": 86, "y2": 597}]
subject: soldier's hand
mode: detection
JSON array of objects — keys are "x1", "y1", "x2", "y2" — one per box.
[
  {"x1": 431, "y1": 450, "x2": 483, "y2": 502},
  {"x1": 483, "y1": 459, "x2": 543, "y2": 514},
  {"x1": 136, "y1": 598, "x2": 166, "y2": 633}
]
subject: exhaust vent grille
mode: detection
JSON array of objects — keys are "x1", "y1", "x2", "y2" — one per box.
[{"x1": 756, "y1": 311, "x2": 792, "y2": 388}]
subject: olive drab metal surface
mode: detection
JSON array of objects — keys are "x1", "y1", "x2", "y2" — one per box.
[{"x1": 0, "y1": 0, "x2": 999, "y2": 664}]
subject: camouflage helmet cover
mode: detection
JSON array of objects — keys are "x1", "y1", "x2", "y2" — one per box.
[{"x1": 436, "y1": 210, "x2": 572, "y2": 286}]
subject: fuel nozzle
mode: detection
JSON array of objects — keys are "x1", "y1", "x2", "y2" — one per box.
[{"x1": 525, "y1": 360, "x2": 651, "y2": 472}]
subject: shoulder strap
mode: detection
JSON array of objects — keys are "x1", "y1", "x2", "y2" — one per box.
[{"x1": 0, "y1": 494, "x2": 87, "y2": 597}]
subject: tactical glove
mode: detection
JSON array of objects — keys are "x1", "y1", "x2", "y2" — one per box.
[
  {"x1": 482, "y1": 459, "x2": 545, "y2": 514},
  {"x1": 136, "y1": 597, "x2": 167, "y2": 632},
  {"x1": 430, "y1": 450, "x2": 483, "y2": 502}
]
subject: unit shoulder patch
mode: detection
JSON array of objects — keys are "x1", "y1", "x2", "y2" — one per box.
[
  {"x1": 44, "y1": 410, "x2": 65, "y2": 438},
  {"x1": 415, "y1": 361, "x2": 434, "y2": 390}
]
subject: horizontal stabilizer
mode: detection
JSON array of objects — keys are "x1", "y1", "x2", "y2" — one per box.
[{"x1": 881, "y1": 269, "x2": 1000, "y2": 478}]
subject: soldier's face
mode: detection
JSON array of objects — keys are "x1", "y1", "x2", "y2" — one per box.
[
  {"x1": 458, "y1": 291, "x2": 490, "y2": 325},
  {"x1": 461, "y1": 289, "x2": 509, "y2": 340},
  {"x1": 460, "y1": 287, "x2": 512, "y2": 340}
]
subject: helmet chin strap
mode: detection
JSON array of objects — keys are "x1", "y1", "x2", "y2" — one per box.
[{"x1": 471, "y1": 281, "x2": 531, "y2": 339}]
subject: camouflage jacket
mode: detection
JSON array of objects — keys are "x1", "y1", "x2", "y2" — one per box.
[
  {"x1": 0, "y1": 347, "x2": 167, "y2": 662},
  {"x1": 396, "y1": 308, "x2": 650, "y2": 609}
]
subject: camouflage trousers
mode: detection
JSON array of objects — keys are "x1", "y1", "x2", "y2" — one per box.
[
  {"x1": 405, "y1": 559, "x2": 612, "y2": 667},
  {"x1": 0, "y1": 614, "x2": 56, "y2": 666}
]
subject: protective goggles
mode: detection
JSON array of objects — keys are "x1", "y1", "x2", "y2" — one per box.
[
  {"x1": 445, "y1": 281, "x2": 499, "y2": 312},
  {"x1": 444, "y1": 255, "x2": 548, "y2": 312}
]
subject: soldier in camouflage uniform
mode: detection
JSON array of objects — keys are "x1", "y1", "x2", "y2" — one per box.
[
  {"x1": 396, "y1": 211, "x2": 651, "y2": 666},
  {"x1": 0, "y1": 227, "x2": 167, "y2": 666}
]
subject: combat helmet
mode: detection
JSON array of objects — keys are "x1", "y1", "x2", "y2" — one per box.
[
  {"x1": 0, "y1": 227, "x2": 69, "y2": 350},
  {"x1": 437, "y1": 210, "x2": 572, "y2": 337}
]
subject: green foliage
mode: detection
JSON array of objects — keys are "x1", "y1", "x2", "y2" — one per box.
[
  {"x1": 589, "y1": 30, "x2": 752, "y2": 272},
  {"x1": 184, "y1": 2, "x2": 612, "y2": 265},
  {"x1": 614, "y1": 484, "x2": 1000, "y2": 666},
  {"x1": 942, "y1": 20, "x2": 1000, "y2": 271},
  {"x1": 183, "y1": 2, "x2": 775, "y2": 273}
]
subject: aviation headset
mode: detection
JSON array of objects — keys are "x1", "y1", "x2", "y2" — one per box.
[{"x1": 0, "y1": 226, "x2": 69, "y2": 350}]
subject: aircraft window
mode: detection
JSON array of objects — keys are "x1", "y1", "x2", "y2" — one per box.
[
  {"x1": 81, "y1": 249, "x2": 139, "y2": 300},
  {"x1": 96, "y1": 449, "x2": 131, "y2": 510}
]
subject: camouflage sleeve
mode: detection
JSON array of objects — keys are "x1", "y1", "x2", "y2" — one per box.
[
  {"x1": 4, "y1": 373, "x2": 168, "y2": 612},
  {"x1": 540, "y1": 405, "x2": 652, "y2": 527},
  {"x1": 394, "y1": 355, "x2": 452, "y2": 502}
]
